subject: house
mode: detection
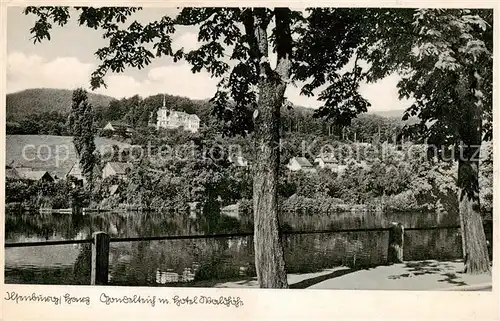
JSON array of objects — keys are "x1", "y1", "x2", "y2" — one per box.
[
  {"x1": 65, "y1": 162, "x2": 102, "y2": 185},
  {"x1": 103, "y1": 122, "x2": 135, "y2": 136},
  {"x1": 353, "y1": 142, "x2": 372, "y2": 148},
  {"x1": 287, "y1": 157, "x2": 317, "y2": 173},
  {"x1": 314, "y1": 153, "x2": 338, "y2": 170},
  {"x1": 156, "y1": 269, "x2": 179, "y2": 284},
  {"x1": 330, "y1": 160, "x2": 369, "y2": 178},
  {"x1": 102, "y1": 162, "x2": 133, "y2": 179},
  {"x1": 109, "y1": 183, "x2": 126, "y2": 196},
  {"x1": 228, "y1": 155, "x2": 249, "y2": 167},
  {"x1": 221, "y1": 203, "x2": 240, "y2": 219},
  {"x1": 14, "y1": 168, "x2": 55, "y2": 182},
  {"x1": 187, "y1": 201, "x2": 200, "y2": 219},
  {"x1": 156, "y1": 94, "x2": 200, "y2": 133},
  {"x1": 6, "y1": 165, "x2": 21, "y2": 180},
  {"x1": 66, "y1": 162, "x2": 85, "y2": 182},
  {"x1": 180, "y1": 267, "x2": 196, "y2": 282},
  {"x1": 334, "y1": 164, "x2": 348, "y2": 177}
]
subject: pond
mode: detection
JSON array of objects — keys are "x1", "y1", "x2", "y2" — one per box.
[{"x1": 4, "y1": 209, "x2": 465, "y2": 286}]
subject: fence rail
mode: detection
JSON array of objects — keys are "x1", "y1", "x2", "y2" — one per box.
[
  {"x1": 4, "y1": 224, "x2": 464, "y2": 285},
  {"x1": 4, "y1": 225, "x2": 462, "y2": 248}
]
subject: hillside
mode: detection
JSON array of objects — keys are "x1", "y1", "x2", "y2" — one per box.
[
  {"x1": 368, "y1": 108, "x2": 406, "y2": 119},
  {"x1": 6, "y1": 135, "x2": 130, "y2": 179},
  {"x1": 6, "y1": 88, "x2": 115, "y2": 121},
  {"x1": 6, "y1": 88, "x2": 418, "y2": 140},
  {"x1": 289, "y1": 104, "x2": 417, "y2": 123},
  {"x1": 368, "y1": 108, "x2": 420, "y2": 124}
]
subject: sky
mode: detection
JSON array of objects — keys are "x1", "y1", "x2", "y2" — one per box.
[{"x1": 7, "y1": 7, "x2": 413, "y2": 112}]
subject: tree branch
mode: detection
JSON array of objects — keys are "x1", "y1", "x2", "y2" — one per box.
[
  {"x1": 274, "y1": 8, "x2": 292, "y2": 83},
  {"x1": 241, "y1": 8, "x2": 260, "y2": 74}
]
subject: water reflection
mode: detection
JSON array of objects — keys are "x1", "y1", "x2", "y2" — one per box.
[{"x1": 5, "y1": 209, "x2": 464, "y2": 286}]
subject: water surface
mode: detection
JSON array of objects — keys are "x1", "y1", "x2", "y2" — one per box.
[{"x1": 5, "y1": 210, "x2": 464, "y2": 286}]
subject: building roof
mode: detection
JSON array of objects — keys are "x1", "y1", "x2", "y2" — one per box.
[
  {"x1": 293, "y1": 157, "x2": 313, "y2": 168},
  {"x1": 14, "y1": 167, "x2": 34, "y2": 175},
  {"x1": 358, "y1": 160, "x2": 370, "y2": 169},
  {"x1": 315, "y1": 153, "x2": 337, "y2": 164},
  {"x1": 234, "y1": 156, "x2": 248, "y2": 167},
  {"x1": 109, "y1": 184, "x2": 121, "y2": 195},
  {"x1": 159, "y1": 109, "x2": 200, "y2": 122},
  {"x1": 336, "y1": 164, "x2": 348, "y2": 172},
  {"x1": 16, "y1": 170, "x2": 53, "y2": 181},
  {"x1": 221, "y1": 203, "x2": 239, "y2": 219},
  {"x1": 66, "y1": 162, "x2": 84, "y2": 178},
  {"x1": 145, "y1": 167, "x2": 166, "y2": 175},
  {"x1": 6, "y1": 168, "x2": 21, "y2": 179},
  {"x1": 187, "y1": 201, "x2": 200, "y2": 208},
  {"x1": 105, "y1": 122, "x2": 133, "y2": 130},
  {"x1": 106, "y1": 162, "x2": 133, "y2": 175}
]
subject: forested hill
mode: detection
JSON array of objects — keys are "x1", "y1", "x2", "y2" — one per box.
[
  {"x1": 367, "y1": 109, "x2": 406, "y2": 119},
  {"x1": 6, "y1": 88, "x2": 414, "y2": 142},
  {"x1": 6, "y1": 88, "x2": 115, "y2": 121}
]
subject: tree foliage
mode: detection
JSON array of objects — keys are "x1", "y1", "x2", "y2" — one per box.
[
  {"x1": 69, "y1": 88, "x2": 97, "y2": 185},
  {"x1": 371, "y1": 9, "x2": 492, "y2": 144}
]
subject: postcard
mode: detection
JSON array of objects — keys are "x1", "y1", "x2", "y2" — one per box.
[{"x1": 1, "y1": 1, "x2": 498, "y2": 320}]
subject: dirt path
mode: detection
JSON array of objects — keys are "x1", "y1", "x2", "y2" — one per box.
[{"x1": 214, "y1": 260, "x2": 492, "y2": 290}]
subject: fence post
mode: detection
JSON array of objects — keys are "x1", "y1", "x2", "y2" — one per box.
[
  {"x1": 388, "y1": 222, "x2": 404, "y2": 264},
  {"x1": 91, "y1": 231, "x2": 110, "y2": 285}
]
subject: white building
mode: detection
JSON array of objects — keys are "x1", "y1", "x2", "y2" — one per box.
[
  {"x1": 221, "y1": 203, "x2": 240, "y2": 219},
  {"x1": 314, "y1": 153, "x2": 338, "y2": 170},
  {"x1": 335, "y1": 164, "x2": 348, "y2": 177},
  {"x1": 102, "y1": 162, "x2": 133, "y2": 180},
  {"x1": 156, "y1": 94, "x2": 200, "y2": 133},
  {"x1": 287, "y1": 157, "x2": 317, "y2": 173},
  {"x1": 66, "y1": 162, "x2": 86, "y2": 184}
]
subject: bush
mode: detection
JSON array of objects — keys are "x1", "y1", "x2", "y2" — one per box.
[{"x1": 193, "y1": 256, "x2": 240, "y2": 282}]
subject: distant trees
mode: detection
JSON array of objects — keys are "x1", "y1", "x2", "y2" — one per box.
[
  {"x1": 5, "y1": 178, "x2": 76, "y2": 209},
  {"x1": 6, "y1": 111, "x2": 70, "y2": 135}
]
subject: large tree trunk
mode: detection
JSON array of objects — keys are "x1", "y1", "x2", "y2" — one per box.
[
  {"x1": 253, "y1": 79, "x2": 288, "y2": 288},
  {"x1": 251, "y1": 8, "x2": 291, "y2": 288},
  {"x1": 456, "y1": 69, "x2": 491, "y2": 274},
  {"x1": 458, "y1": 153, "x2": 490, "y2": 274}
]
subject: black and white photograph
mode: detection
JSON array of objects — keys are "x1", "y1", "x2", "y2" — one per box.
[{"x1": 3, "y1": 5, "x2": 494, "y2": 295}]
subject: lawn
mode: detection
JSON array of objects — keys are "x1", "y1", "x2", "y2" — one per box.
[{"x1": 6, "y1": 135, "x2": 130, "y2": 179}]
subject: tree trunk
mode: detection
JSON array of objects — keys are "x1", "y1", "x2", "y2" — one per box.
[
  {"x1": 458, "y1": 153, "x2": 490, "y2": 274},
  {"x1": 246, "y1": 7, "x2": 292, "y2": 289},
  {"x1": 253, "y1": 76, "x2": 288, "y2": 288},
  {"x1": 455, "y1": 67, "x2": 491, "y2": 274},
  {"x1": 458, "y1": 201, "x2": 467, "y2": 260}
]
